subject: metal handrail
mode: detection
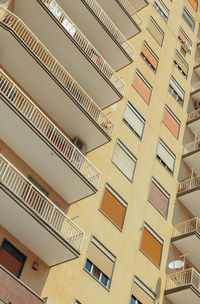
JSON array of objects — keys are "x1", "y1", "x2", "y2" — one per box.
[
  {"x1": 166, "y1": 268, "x2": 200, "y2": 292},
  {"x1": 188, "y1": 108, "x2": 200, "y2": 123},
  {"x1": 0, "y1": 6, "x2": 114, "y2": 138},
  {"x1": 184, "y1": 139, "x2": 200, "y2": 154},
  {"x1": 0, "y1": 154, "x2": 85, "y2": 252},
  {"x1": 39, "y1": 0, "x2": 126, "y2": 95},
  {"x1": 80, "y1": 0, "x2": 135, "y2": 58},
  {"x1": 178, "y1": 176, "x2": 200, "y2": 194},
  {"x1": 173, "y1": 218, "x2": 200, "y2": 237},
  {"x1": 0, "y1": 68, "x2": 101, "y2": 189}
]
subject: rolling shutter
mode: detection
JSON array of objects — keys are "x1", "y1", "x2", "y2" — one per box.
[
  {"x1": 133, "y1": 72, "x2": 152, "y2": 103},
  {"x1": 163, "y1": 107, "x2": 180, "y2": 138},
  {"x1": 174, "y1": 52, "x2": 188, "y2": 76},
  {"x1": 157, "y1": 140, "x2": 175, "y2": 173},
  {"x1": 189, "y1": 0, "x2": 198, "y2": 10},
  {"x1": 154, "y1": 0, "x2": 169, "y2": 18},
  {"x1": 123, "y1": 102, "x2": 145, "y2": 138},
  {"x1": 132, "y1": 282, "x2": 155, "y2": 304},
  {"x1": 149, "y1": 178, "x2": 169, "y2": 217},
  {"x1": 141, "y1": 44, "x2": 158, "y2": 70},
  {"x1": 169, "y1": 77, "x2": 184, "y2": 101},
  {"x1": 147, "y1": 17, "x2": 164, "y2": 46}
]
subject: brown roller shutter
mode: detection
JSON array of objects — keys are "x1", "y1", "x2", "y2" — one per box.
[
  {"x1": 149, "y1": 180, "x2": 169, "y2": 217},
  {"x1": 163, "y1": 108, "x2": 180, "y2": 138},
  {"x1": 140, "y1": 228, "x2": 163, "y2": 267},
  {"x1": 147, "y1": 18, "x2": 164, "y2": 46},
  {"x1": 100, "y1": 188, "x2": 126, "y2": 229},
  {"x1": 133, "y1": 73, "x2": 152, "y2": 103},
  {"x1": 141, "y1": 44, "x2": 158, "y2": 70},
  {"x1": 87, "y1": 243, "x2": 114, "y2": 278},
  {"x1": 0, "y1": 248, "x2": 23, "y2": 277},
  {"x1": 132, "y1": 282, "x2": 155, "y2": 304}
]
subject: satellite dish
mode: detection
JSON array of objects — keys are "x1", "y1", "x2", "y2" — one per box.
[{"x1": 168, "y1": 260, "x2": 184, "y2": 270}]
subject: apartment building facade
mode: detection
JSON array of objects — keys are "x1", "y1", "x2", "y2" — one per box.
[{"x1": 0, "y1": 0, "x2": 199, "y2": 303}]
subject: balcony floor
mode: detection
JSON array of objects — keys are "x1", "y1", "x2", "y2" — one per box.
[
  {"x1": 165, "y1": 286, "x2": 200, "y2": 304},
  {"x1": 0, "y1": 186, "x2": 79, "y2": 266},
  {"x1": 0, "y1": 24, "x2": 111, "y2": 151},
  {"x1": 13, "y1": 0, "x2": 123, "y2": 107},
  {"x1": 0, "y1": 100, "x2": 97, "y2": 203}
]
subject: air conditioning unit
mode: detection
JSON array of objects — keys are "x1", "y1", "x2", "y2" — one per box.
[
  {"x1": 72, "y1": 137, "x2": 87, "y2": 155},
  {"x1": 182, "y1": 41, "x2": 192, "y2": 53}
]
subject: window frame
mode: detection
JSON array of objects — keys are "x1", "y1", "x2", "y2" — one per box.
[
  {"x1": 153, "y1": 0, "x2": 169, "y2": 22},
  {"x1": 112, "y1": 139, "x2": 137, "y2": 182},
  {"x1": 163, "y1": 105, "x2": 181, "y2": 139},
  {"x1": 147, "y1": 16, "x2": 165, "y2": 46},
  {"x1": 140, "y1": 41, "x2": 159, "y2": 73},
  {"x1": 173, "y1": 50, "x2": 189, "y2": 78},
  {"x1": 168, "y1": 76, "x2": 185, "y2": 107},
  {"x1": 182, "y1": 6, "x2": 195, "y2": 31},
  {"x1": 178, "y1": 27, "x2": 192, "y2": 53},
  {"x1": 123, "y1": 101, "x2": 146, "y2": 140},
  {"x1": 156, "y1": 139, "x2": 176, "y2": 175},
  {"x1": 130, "y1": 276, "x2": 156, "y2": 304},
  {"x1": 133, "y1": 69, "x2": 153, "y2": 104}
]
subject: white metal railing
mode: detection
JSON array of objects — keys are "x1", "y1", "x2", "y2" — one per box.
[
  {"x1": 166, "y1": 268, "x2": 200, "y2": 292},
  {"x1": 178, "y1": 176, "x2": 200, "y2": 194},
  {"x1": 80, "y1": 0, "x2": 135, "y2": 58},
  {"x1": 0, "y1": 69, "x2": 101, "y2": 189},
  {"x1": 188, "y1": 108, "x2": 200, "y2": 123},
  {"x1": 173, "y1": 218, "x2": 200, "y2": 237},
  {"x1": 0, "y1": 154, "x2": 85, "y2": 252},
  {"x1": 0, "y1": 7, "x2": 114, "y2": 138},
  {"x1": 39, "y1": 0, "x2": 126, "y2": 95},
  {"x1": 185, "y1": 139, "x2": 200, "y2": 154},
  {"x1": 117, "y1": 0, "x2": 143, "y2": 25}
]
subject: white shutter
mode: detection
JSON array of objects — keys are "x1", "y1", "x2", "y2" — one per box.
[
  {"x1": 157, "y1": 141, "x2": 175, "y2": 172},
  {"x1": 48, "y1": 1, "x2": 62, "y2": 19},
  {"x1": 124, "y1": 103, "x2": 145, "y2": 138},
  {"x1": 155, "y1": 0, "x2": 169, "y2": 17},
  {"x1": 169, "y1": 78, "x2": 184, "y2": 100},
  {"x1": 112, "y1": 141, "x2": 136, "y2": 181}
]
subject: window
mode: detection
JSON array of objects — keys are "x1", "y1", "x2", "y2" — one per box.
[
  {"x1": 133, "y1": 70, "x2": 152, "y2": 104},
  {"x1": 112, "y1": 140, "x2": 137, "y2": 181},
  {"x1": 140, "y1": 223, "x2": 163, "y2": 267},
  {"x1": 141, "y1": 42, "x2": 159, "y2": 72},
  {"x1": 130, "y1": 276, "x2": 156, "y2": 304},
  {"x1": 174, "y1": 50, "x2": 189, "y2": 78},
  {"x1": 163, "y1": 106, "x2": 180, "y2": 138},
  {"x1": 188, "y1": 0, "x2": 198, "y2": 11},
  {"x1": 100, "y1": 184, "x2": 127, "y2": 230},
  {"x1": 0, "y1": 239, "x2": 26, "y2": 278},
  {"x1": 178, "y1": 28, "x2": 192, "y2": 53},
  {"x1": 84, "y1": 237, "x2": 116, "y2": 289},
  {"x1": 156, "y1": 139, "x2": 175, "y2": 175},
  {"x1": 149, "y1": 178, "x2": 170, "y2": 218},
  {"x1": 123, "y1": 102, "x2": 145, "y2": 139},
  {"x1": 74, "y1": 301, "x2": 82, "y2": 304},
  {"x1": 182, "y1": 7, "x2": 195, "y2": 31},
  {"x1": 168, "y1": 76, "x2": 185, "y2": 106},
  {"x1": 153, "y1": 0, "x2": 169, "y2": 22},
  {"x1": 147, "y1": 17, "x2": 165, "y2": 46}
]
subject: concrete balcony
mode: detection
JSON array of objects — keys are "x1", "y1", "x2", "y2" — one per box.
[
  {"x1": 11, "y1": 2, "x2": 125, "y2": 107},
  {"x1": 177, "y1": 177, "x2": 200, "y2": 218},
  {"x1": 165, "y1": 268, "x2": 200, "y2": 304},
  {"x1": 172, "y1": 218, "x2": 200, "y2": 269},
  {"x1": 0, "y1": 69, "x2": 101, "y2": 203},
  {"x1": 187, "y1": 109, "x2": 200, "y2": 134},
  {"x1": 95, "y1": 0, "x2": 145, "y2": 39},
  {"x1": 0, "y1": 266, "x2": 44, "y2": 304},
  {"x1": 183, "y1": 140, "x2": 200, "y2": 173},
  {"x1": 0, "y1": 154, "x2": 85, "y2": 266}
]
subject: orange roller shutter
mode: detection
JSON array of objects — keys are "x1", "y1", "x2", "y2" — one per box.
[
  {"x1": 140, "y1": 228, "x2": 162, "y2": 267},
  {"x1": 141, "y1": 45, "x2": 158, "y2": 70},
  {"x1": 100, "y1": 188, "x2": 126, "y2": 229},
  {"x1": 149, "y1": 181, "x2": 169, "y2": 217},
  {"x1": 163, "y1": 108, "x2": 180, "y2": 138},
  {"x1": 178, "y1": 30, "x2": 187, "y2": 43},
  {"x1": 0, "y1": 248, "x2": 23, "y2": 277},
  {"x1": 133, "y1": 73, "x2": 152, "y2": 103},
  {"x1": 189, "y1": 0, "x2": 198, "y2": 10}
]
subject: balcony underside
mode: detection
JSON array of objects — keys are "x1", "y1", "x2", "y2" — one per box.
[
  {"x1": 128, "y1": 0, "x2": 149, "y2": 12},
  {"x1": 177, "y1": 190, "x2": 200, "y2": 218},
  {"x1": 0, "y1": 100, "x2": 97, "y2": 203},
  {"x1": 0, "y1": 26, "x2": 110, "y2": 151},
  {"x1": 88, "y1": 0, "x2": 141, "y2": 39},
  {"x1": 0, "y1": 186, "x2": 79, "y2": 266},
  {"x1": 172, "y1": 232, "x2": 200, "y2": 269},
  {"x1": 183, "y1": 150, "x2": 200, "y2": 174},
  {"x1": 13, "y1": 0, "x2": 123, "y2": 106},
  {"x1": 187, "y1": 118, "x2": 200, "y2": 134},
  {"x1": 165, "y1": 285, "x2": 200, "y2": 304}
]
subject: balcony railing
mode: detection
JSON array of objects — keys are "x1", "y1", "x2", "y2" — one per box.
[
  {"x1": 117, "y1": 0, "x2": 143, "y2": 25},
  {"x1": 178, "y1": 176, "x2": 200, "y2": 194},
  {"x1": 38, "y1": 0, "x2": 126, "y2": 95},
  {"x1": 0, "y1": 7, "x2": 114, "y2": 138},
  {"x1": 173, "y1": 218, "x2": 200, "y2": 238},
  {"x1": 184, "y1": 139, "x2": 200, "y2": 154},
  {"x1": 0, "y1": 154, "x2": 84, "y2": 252},
  {"x1": 166, "y1": 268, "x2": 200, "y2": 292},
  {"x1": 188, "y1": 108, "x2": 200, "y2": 123},
  {"x1": 79, "y1": 0, "x2": 136, "y2": 58},
  {"x1": 0, "y1": 69, "x2": 101, "y2": 189}
]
